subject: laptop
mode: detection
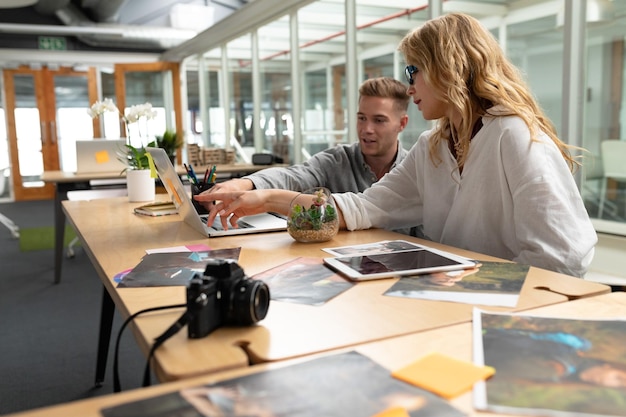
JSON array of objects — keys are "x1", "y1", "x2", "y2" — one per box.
[
  {"x1": 75, "y1": 139, "x2": 127, "y2": 173},
  {"x1": 146, "y1": 147, "x2": 287, "y2": 237}
]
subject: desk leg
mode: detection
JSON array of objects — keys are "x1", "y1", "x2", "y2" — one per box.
[
  {"x1": 53, "y1": 184, "x2": 68, "y2": 284},
  {"x1": 53, "y1": 181, "x2": 89, "y2": 284},
  {"x1": 95, "y1": 287, "x2": 114, "y2": 387}
]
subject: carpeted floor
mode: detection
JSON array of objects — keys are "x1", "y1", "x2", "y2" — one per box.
[
  {"x1": 0, "y1": 200, "x2": 150, "y2": 415},
  {"x1": 18, "y1": 225, "x2": 78, "y2": 252}
]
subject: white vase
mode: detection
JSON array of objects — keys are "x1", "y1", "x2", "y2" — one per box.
[{"x1": 126, "y1": 169, "x2": 155, "y2": 202}]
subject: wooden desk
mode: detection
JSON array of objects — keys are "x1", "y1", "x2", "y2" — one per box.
[
  {"x1": 355, "y1": 291, "x2": 626, "y2": 417},
  {"x1": 62, "y1": 196, "x2": 609, "y2": 383},
  {"x1": 42, "y1": 163, "x2": 283, "y2": 284},
  {"x1": 8, "y1": 291, "x2": 624, "y2": 417}
]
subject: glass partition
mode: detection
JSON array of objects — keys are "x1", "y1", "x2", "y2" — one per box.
[
  {"x1": 226, "y1": 34, "x2": 252, "y2": 156},
  {"x1": 583, "y1": 2, "x2": 626, "y2": 232},
  {"x1": 303, "y1": 68, "x2": 332, "y2": 158},
  {"x1": 185, "y1": 63, "x2": 200, "y2": 144},
  {"x1": 257, "y1": 17, "x2": 293, "y2": 162},
  {"x1": 195, "y1": 49, "x2": 223, "y2": 148},
  {"x1": 506, "y1": 17, "x2": 564, "y2": 136},
  {"x1": 357, "y1": 3, "x2": 430, "y2": 151},
  {"x1": 299, "y1": 1, "x2": 346, "y2": 161}
]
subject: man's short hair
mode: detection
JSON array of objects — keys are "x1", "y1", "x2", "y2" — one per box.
[{"x1": 359, "y1": 77, "x2": 410, "y2": 113}]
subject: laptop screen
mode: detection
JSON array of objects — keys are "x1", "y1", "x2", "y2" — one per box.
[{"x1": 75, "y1": 139, "x2": 127, "y2": 173}]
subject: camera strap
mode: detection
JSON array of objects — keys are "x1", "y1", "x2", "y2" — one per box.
[
  {"x1": 113, "y1": 303, "x2": 186, "y2": 393},
  {"x1": 142, "y1": 309, "x2": 193, "y2": 388}
]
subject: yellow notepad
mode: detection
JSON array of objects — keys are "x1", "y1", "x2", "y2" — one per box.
[{"x1": 391, "y1": 352, "x2": 494, "y2": 399}]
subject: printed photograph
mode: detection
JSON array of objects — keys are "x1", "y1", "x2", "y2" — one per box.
[
  {"x1": 117, "y1": 247, "x2": 242, "y2": 287},
  {"x1": 385, "y1": 262, "x2": 528, "y2": 307},
  {"x1": 323, "y1": 240, "x2": 423, "y2": 256},
  {"x1": 475, "y1": 311, "x2": 626, "y2": 416},
  {"x1": 101, "y1": 351, "x2": 466, "y2": 417},
  {"x1": 252, "y1": 257, "x2": 353, "y2": 305}
]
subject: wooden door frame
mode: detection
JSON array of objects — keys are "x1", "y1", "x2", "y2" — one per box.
[
  {"x1": 113, "y1": 61, "x2": 183, "y2": 164},
  {"x1": 4, "y1": 66, "x2": 56, "y2": 200},
  {"x1": 4, "y1": 66, "x2": 98, "y2": 201}
]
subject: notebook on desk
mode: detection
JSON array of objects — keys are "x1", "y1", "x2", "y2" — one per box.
[
  {"x1": 146, "y1": 147, "x2": 287, "y2": 238},
  {"x1": 75, "y1": 139, "x2": 127, "y2": 173}
]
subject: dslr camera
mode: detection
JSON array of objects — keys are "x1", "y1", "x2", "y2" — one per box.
[{"x1": 186, "y1": 259, "x2": 270, "y2": 339}]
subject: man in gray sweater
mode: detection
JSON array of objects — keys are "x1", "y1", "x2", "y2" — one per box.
[{"x1": 207, "y1": 77, "x2": 411, "y2": 194}]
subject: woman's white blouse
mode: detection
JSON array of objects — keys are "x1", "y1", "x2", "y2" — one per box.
[{"x1": 333, "y1": 113, "x2": 596, "y2": 278}]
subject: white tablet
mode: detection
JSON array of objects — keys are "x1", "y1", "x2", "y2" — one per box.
[{"x1": 323, "y1": 247, "x2": 477, "y2": 281}]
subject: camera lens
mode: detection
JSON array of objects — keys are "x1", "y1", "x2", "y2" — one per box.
[{"x1": 226, "y1": 278, "x2": 270, "y2": 325}]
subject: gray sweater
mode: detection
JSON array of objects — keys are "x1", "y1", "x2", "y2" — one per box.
[{"x1": 246, "y1": 142, "x2": 407, "y2": 193}]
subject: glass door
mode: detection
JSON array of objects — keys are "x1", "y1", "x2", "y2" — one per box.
[
  {"x1": 50, "y1": 67, "x2": 99, "y2": 173},
  {"x1": 3, "y1": 66, "x2": 98, "y2": 201}
]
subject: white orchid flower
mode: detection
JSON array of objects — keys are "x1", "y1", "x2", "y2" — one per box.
[
  {"x1": 87, "y1": 98, "x2": 119, "y2": 118},
  {"x1": 124, "y1": 103, "x2": 158, "y2": 124}
]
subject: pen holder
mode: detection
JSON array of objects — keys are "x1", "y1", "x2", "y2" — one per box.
[{"x1": 191, "y1": 182, "x2": 214, "y2": 215}]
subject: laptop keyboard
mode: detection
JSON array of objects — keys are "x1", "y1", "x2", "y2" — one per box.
[{"x1": 201, "y1": 216, "x2": 253, "y2": 230}]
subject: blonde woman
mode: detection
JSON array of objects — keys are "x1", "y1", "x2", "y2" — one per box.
[{"x1": 196, "y1": 13, "x2": 596, "y2": 277}]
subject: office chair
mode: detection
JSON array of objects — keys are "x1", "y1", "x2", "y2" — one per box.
[
  {"x1": 598, "y1": 140, "x2": 626, "y2": 219},
  {"x1": 0, "y1": 212, "x2": 19, "y2": 238},
  {"x1": 0, "y1": 166, "x2": 19, "y2": 238}
]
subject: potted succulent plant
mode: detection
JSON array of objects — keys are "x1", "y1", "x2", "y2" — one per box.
[{"x1": 287, "y1": 187, "x2": 339, "y2": 243}]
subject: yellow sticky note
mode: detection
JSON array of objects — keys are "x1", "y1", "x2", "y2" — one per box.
[
  {"x1": 391, "y1": 352, "x2": 494, "y2": 399},
  {"x1": 166, "y1": 178, "x2": 182, "y2": 205},
  {"x1": 95, "y1": 150, "x2": 110, "y2": 164},
  {"x1": 146, "y1": 152, "x2": 158, "y2": 179},
  {"x1": 371, "y1": 407, "x2": 410, "y2": 417}
]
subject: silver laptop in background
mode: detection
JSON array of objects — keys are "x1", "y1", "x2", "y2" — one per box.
[
  {"x1": 75, "y1": 139, "x2": 127, "y2": 174},
  {"x1": 146, "y1": 147, "x2": 287, "y2": 238}
]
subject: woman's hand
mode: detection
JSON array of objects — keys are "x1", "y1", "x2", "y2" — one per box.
[
  {"x1": 208, "y1": 178, "x2": 255, "y2": 193},
  {"x1": 193, "y1": 189, "x2": 298, "y2": 230}
]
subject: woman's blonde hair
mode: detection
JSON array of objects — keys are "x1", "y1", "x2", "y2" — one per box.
[{"x1": 398, "y1": 13, "x2": 578, "y2": 171}]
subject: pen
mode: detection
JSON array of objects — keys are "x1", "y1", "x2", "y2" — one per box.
[
  {"x1": 184, "y1": 163, "x2": 197, "y2": 184},
  {"x1": 208, "y1": 165, "x2": 216, "y2": 184},
  {"x1": 188, "y1": 164, "x2": 199, "y2": 184},
  {"x1": 203, "y1": 168, "x2": 209, "y2": 184}
]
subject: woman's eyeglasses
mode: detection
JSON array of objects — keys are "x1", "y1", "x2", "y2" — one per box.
[{"x1": 405, "y1": 65, "x2": 418, "y2": 85}]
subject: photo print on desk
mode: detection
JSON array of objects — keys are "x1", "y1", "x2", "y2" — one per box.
[
  {"x1": 384, "y1": 261, "x2": 528, "y2": 307},
  {"x1": 101, "y1": 351, "x2": 466, "y2": 417},
  {"x1": 322, "y1": 239, "x2": 423, "y2": 257},
  {"x1": 473, "y1": 310, "x2": 626, "y2": 417},
  {"x1": 252, "y1": 257, "x2": 353, "y2": 305},
  {"x1": 117, "y1": 247, "x2": 241, "y2": 287}
]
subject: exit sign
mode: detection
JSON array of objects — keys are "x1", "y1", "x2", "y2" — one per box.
[{"x1": 38, "y1": 36, "x2": 67, "y2": 51}]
